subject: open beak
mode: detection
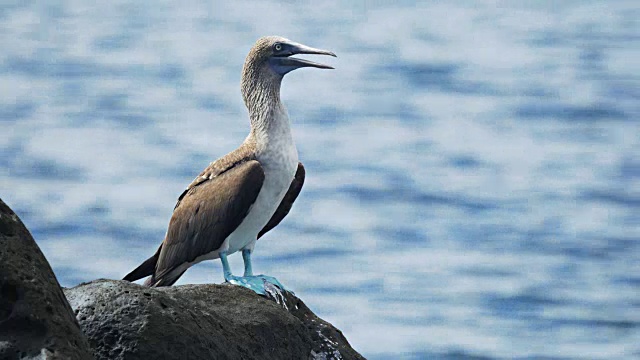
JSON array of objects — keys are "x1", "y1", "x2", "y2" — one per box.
[{"x1": 270, "y1": 42, "x2": 336, "y2": 74}]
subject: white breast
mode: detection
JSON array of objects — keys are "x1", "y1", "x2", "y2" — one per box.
[{"x1": 220, "y1": 109, "x2": 298, "y2": 255}]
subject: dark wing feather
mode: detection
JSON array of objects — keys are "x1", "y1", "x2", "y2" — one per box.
[
  {"x1": 258, "y1": 162, "x2": 305, "y2": 239},
  {"x1": 149, "y1": 160, "x2": 264, "y2": 286},
  {"x1": 175, "y1": 139, "x2": 259, "y2": 210},
  {"x1": 122, "y1": 245, "x2": 162, "y2": 282}
]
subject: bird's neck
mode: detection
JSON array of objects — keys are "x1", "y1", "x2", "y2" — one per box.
[{"x1": 241, "y1": 72, "x2": 291, "y2": 144}]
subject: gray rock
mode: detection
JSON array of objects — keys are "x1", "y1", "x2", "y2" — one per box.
[
  {"x1": 0, "y1": 199, "x2": 93, "y2": 360},
  {"x1": 64, "y1": 279, "x2": 364, "y2": 360}
]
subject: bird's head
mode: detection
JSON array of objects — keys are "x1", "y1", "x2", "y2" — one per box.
[
  {"x1": 243, "y1": 36, "x2": 336, "y2": 79},
  {"x1": 241, "y1": 36, "x2": 335, "y2": 112}
]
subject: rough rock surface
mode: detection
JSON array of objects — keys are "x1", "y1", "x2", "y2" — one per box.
[
  {"x1": 0, "y1": 199, "x2": 93, "y2": 360},
  {"x1": 64, "y1": 279, "x2": 364, "y2": 360}
]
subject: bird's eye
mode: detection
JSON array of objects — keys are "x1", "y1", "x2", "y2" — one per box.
[{"x1": 274, "y1": 43, "x2": 282, "y2": 51}]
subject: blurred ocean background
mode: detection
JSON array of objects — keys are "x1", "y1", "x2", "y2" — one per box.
[{"x1": 1, "y1": 1, "x2": 639, "y2": 358}]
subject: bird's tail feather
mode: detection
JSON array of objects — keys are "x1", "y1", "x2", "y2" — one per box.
[
  {"x1": 123, "y1": 245, "x2": 162, "y2": 283},
  {"x1": 142, "y1": 275, "x2": 155, "y2": 287},
  {"x1": 143, "y1": 269, "x2": 186, "y2": 287}
]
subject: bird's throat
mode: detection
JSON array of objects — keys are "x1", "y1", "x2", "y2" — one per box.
[{"x1": 244, "y1": 77, "x2": 288, "y2": 139}]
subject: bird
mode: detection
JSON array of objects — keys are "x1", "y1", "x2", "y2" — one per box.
[{"x1": 123, "y1": 36, "x2": 335, "y2": 294}]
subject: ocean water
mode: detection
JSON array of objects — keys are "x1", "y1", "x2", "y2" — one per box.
[{"x1": 1, "y1": 1, "x2": 639, "y2": 358}]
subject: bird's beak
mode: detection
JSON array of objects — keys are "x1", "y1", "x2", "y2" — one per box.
[{"x1": 270, "y1": 42, "x2": 336, "y2": 75}]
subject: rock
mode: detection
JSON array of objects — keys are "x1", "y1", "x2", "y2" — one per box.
[
  {"x1": 64, "y1": 279, "x2": 364, "y2": 360},
  {"x1": 0, "y1": 199, "x2": 93, "y2": 360},
  {"x1": 0, "y1": 198, "x2": 363, "y2": 359}
]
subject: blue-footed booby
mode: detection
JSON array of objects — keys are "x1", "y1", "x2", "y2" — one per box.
[{"x1": 123, "y1": 36, "x2": 335, "y2": 294}]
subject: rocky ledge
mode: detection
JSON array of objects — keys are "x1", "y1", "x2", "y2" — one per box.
[
  {"x1": 65, "y1": 280, "x2": 363, "y2": 360},
  {"x1": 0, "y1": 198, "x2": 364, "y2": 360}
]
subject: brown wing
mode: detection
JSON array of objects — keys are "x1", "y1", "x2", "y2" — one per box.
[
  {"x1": 174, "y1": 139, "x2": 258, "y2": 210},
  {"x1": 149, "y1": 160, "x2": 265, "y2": 286},
  {"x1": 258, "y1": 162, "x2": 305, "y2": 239}
]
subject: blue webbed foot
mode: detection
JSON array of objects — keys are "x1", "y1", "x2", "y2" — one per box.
[
  {"x1": 225, "y1": 274, "x2": 288, "y2": 295},
  {"x1": 220, "y1": 250, "x2": 291, "y2": 296}
]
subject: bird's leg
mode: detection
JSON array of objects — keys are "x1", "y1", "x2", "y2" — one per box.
[
  {"x1": 219, "y1": 251, "x2": 235, "y2": 282},
  {"x1": 220, "y1": 250, "x2": 274, "y2": 295},
  {"x1": 219, "y1": 248, "x2": 289, "y2": 295},
  {"x1": 242, "y1": 249, "x2": 253, "y2": 277},
  {"x1": 220, "y1": 251, "x2": 258, "y2": 291},
  {"x1": 240, "y1": 248, "x2": 288, "y2": 293}
]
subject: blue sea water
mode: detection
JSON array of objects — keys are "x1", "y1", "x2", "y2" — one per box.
[{"x1": 1, "y1": 1, "x2": 639, "y2": 358}]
